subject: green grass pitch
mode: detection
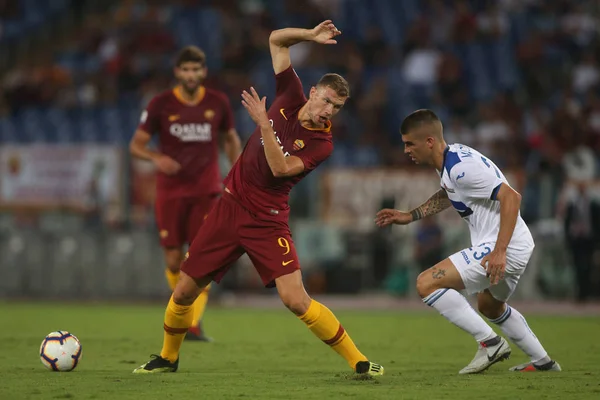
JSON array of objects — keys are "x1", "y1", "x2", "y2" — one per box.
[{"x1": 1, "y1": 302, "x2": 599, "y2": 399}]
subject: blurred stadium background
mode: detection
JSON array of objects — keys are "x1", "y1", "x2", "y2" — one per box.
[{"x1": 1, "y1": 0, "x2": 599, "y2": 304}]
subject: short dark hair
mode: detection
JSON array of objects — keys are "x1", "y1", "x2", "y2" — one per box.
[
  {"x1": 317, "y1": 73, "x2": 350, "y2": 97},
  {"x1": 400, "y1": 109, "x2": 440, "y2": 135},
  {"x1": 175, "y1": 46, "x2": 206, "y2": 67}
]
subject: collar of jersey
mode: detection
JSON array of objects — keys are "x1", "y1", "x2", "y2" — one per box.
[{"x1": 440, "y1": 145, "x2": 450, "y2": 178}]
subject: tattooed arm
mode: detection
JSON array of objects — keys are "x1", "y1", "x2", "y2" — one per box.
[
  {"x1": 409, "y1": 189, "x2": 452, "y2": 222},
  {"x1": 375, "y1": 189, "x2": 451, "y2": 227}
]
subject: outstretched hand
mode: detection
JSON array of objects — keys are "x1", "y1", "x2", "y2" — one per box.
[
  {"x1": 375, "y1": 209, "x2": 413, "y2": 227},
  {"x1": 241, "y1": 87, "x2": 269, "y2": 127},
  {"x1": 311, "y1": 20, "x2": 341, "y2": 44}
]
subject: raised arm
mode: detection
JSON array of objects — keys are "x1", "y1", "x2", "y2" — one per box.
[
  {"x1": 241, "y1": 87, "x2": 307, "y2": 178},
  {"x1": 269, "y1": 20, "x2": 341, "y2": 74},
  {"x1": 375, "y1": 189, "x2": 451, "y2": 227}
]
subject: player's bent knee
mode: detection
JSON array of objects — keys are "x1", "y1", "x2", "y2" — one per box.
[
  {"x1": 275, "y1": 270, "x2": 311, "y2": 315},
  {"x1": 417, "y1": 260, "x2": 465, "y2": 298},
  {"x1": 477, "y1": 291, "x2": 505, "y2": 319},
  {"x1": 166, "y1": 263, "x2": 181, "y2": 273},
  {"x1": 172, "y1": 288, "x2": 196, "y2": 306},
  {"x1": 416, "y1": 271, "x2": 435, "y2": 298},
  {"x1": 172, "y1": 272, "x2": 202, "y2": 306},
  {"x1": 281, "y1": 296, "x2": 311, "y2": 315},
  {"x1": 278, "y1": 289, "x2": 311, "y2": 315},
  {"x1": 478, "y1": 302, "x2": 505, "y2": 320},
  {"x1": 164, "y1": 248, "x2": 184, "y2": 273}
]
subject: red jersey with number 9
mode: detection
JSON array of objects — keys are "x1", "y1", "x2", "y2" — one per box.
[{"x1": 223, "y1": 65, "x2": 333, "y2": 223}]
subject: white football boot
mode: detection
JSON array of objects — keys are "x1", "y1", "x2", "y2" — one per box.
[
  {"x1": 459, "y1": 336, "x2": 511, "y2": 374},
  {"x1": 509, "y1": 360, "x2": 562, "y2": 372}
]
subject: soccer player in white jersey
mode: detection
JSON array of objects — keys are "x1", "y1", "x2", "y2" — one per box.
[{"x1": 376, "y1": 109, "x2": 561, "y2": 374}]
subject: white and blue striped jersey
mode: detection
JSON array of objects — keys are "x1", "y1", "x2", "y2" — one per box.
[{"x1": 439, "y1": 144, "x2": 534, "y2": 250}]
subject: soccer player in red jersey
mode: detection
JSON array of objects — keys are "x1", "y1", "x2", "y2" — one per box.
[
  {"x1": 130, "y1": 46, "x2": 242, "y2": 341},
  {"x1": 133, "y1": 21, "x2": 384, "y2": 376}
]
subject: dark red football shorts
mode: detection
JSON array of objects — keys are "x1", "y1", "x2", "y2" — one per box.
[
  {"x1": 154, "y1": 195, "x2": 219, "y2": 247},
  {"x1": 180, "y1": 192, "x2": 300, "y2": 287}
]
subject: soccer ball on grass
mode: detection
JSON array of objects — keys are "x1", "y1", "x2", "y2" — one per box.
[{"x1": 39, "y1": 331, "x2": 82, "y2": 371}]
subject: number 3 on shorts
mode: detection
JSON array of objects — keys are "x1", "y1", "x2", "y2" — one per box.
[{"x1": 472, "y1": 245, "x2": 492, "y2": 261}]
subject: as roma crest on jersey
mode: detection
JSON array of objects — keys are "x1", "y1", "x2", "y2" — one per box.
[
  {"x1": 204, "y1": 109, "x2": 215, "y2": 120},
  {"x1": 293, "y1": 139, "x2": 305, "y2": 151}
]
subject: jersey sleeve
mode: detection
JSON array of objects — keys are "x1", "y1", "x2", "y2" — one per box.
[
  {"x1": 453, "y1": 164, "x2": 504, "y2": 201},
  {"x1": 219, "y1": 94, "x2": 235, "y2": 131},
  {"x1": 275, "y1": 65, "x2": 306, "y2": 105},
  {"x1": 137, "y1": 96, "x2": 161, "y2": 134},
  {"x1": 295, "y1": 138, "x2": 333, "y2": 172}
]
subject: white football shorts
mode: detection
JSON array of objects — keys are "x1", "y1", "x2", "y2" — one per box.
[{"x1": 449, "y1": 242, "x2": 534, "y2": 302}]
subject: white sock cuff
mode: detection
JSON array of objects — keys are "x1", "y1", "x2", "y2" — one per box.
[
  {"x1": 489, "y1": 305, "x2": 512, "y2": 324},
  {"x1": 423, "y1": 288, "x2": 449, "y2": 306}
]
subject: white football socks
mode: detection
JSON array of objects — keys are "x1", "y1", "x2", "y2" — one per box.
[
  {"x1": 424, "y1": 289, "x2": 496, "y2": 343},
  {"x1": 489, "y1": 305, "x2": 549, "y2": 364}
]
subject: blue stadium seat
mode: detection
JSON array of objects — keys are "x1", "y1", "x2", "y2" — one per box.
[
  {"x1": 327, "y1": 142, "x2": 353, "y2": 166},
  {"x1": 1, "y1": 21, "x2": 23, "y2": 40},
  {"x1": 372, "y1": 0, "x2": 402, "y2": 46},
  {"x1": 0, "y1": 118, "x2": 19, "y2": 143},
  {"x1": 491, "y1": 38, "x2": 518, "y2": 91},
  {"x1": 342, "y1": 0, "x2": 373, "y2": 42},
  {"x1": 395, "y1": 0, "x2": 420, "y2": 24},
  {"x1": 197, "y1": 9, "x2": 222, "y2": 70},
  {"x1": 0, "y1": 0, "x2": 68, "y2": 43},
  {"x1": 295, "y1": 67, "x2": 328, "y2": 88},
  {"x1": 97, "y1": 107, "x2": 132, "y2": 144},
  {"x1": 55, "y1": 51, "x2": 85, "y2": 72},
  {"x1": 51, "y1": 111, "x2": 75, "y2": 143},
  {"x1": 20, "y1": 108, "x2": 47, "y2": 143},
  {"x1": 463, "y1": 43, "x2": 494, "y2": 101},
  {"x1": 262, "y1": 0, "x2": 291, "y2": 28},
  {"x1": 250, "y1": 57, "x2": 277, "y2": 99},
  {"x1": 83, "y1": 56, "x2": 102, "y2": 74},
  {"x1": 48, "y1": 0, "x2": 68, "y2": 12},
  {"x1": 354, "y1": 146, "x2": 381, "y2": 167},
  {"x1": 69, "y1": 109, "x2": 99, "y2": 143}
]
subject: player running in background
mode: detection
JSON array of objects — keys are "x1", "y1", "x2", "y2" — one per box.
[
  {"x1": 130, "y1": 46, "x2": 242, "y2": 341},
  {"x1": 133, "y1": 20, "x2": 384, "y2": 376},
  {"x1": 376, "y1": 109, "x2": 561, "y2": 374}
]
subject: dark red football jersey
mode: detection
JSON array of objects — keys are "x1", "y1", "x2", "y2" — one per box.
[
  {"x1": 223, "y1": 65, "x2": 333, "y2": 223},
  {"x1": 138, "y1": 86, "x2": 235, "y2": 198}
]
